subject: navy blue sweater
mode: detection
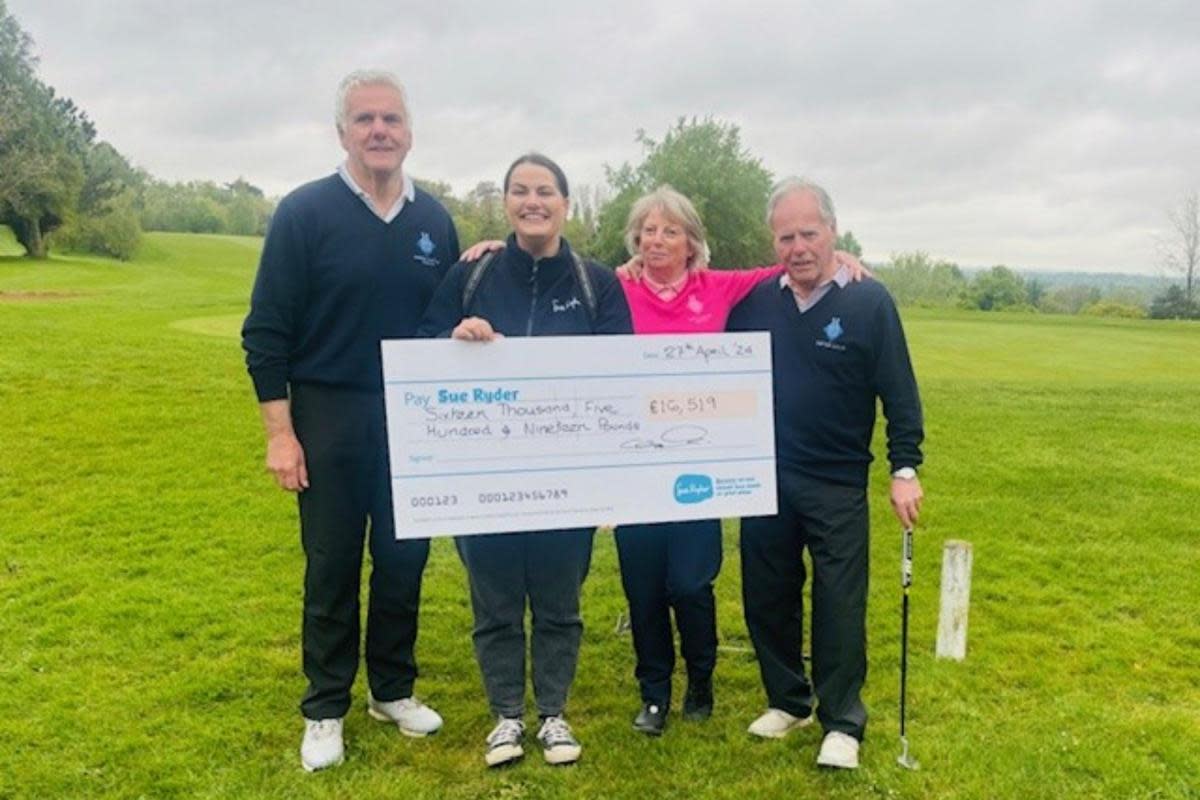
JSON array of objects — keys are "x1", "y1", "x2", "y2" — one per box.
[
  {"x1": 726, "y1": 277, "x2": 923, "y2": 488},
  {"x1": 242, "y1": 175, "x2": 460, "y2": 400},
  {"x1": 418, "y1": 235, "x2": 632, "y2": 338}
]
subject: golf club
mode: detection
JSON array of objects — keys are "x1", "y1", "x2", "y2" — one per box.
[{"x1": 898, "y1": 526, "x2": 920, "y2": 770}]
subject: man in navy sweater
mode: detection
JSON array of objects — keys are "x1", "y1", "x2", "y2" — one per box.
[
  {"x1": 726, "y1": 177, "x2": 924, "y2": 770},
  {"x1": 241, "y1": 70, "x2": 460, "y2": 772}
]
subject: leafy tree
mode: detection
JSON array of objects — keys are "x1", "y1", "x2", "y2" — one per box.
[
  {"x1": 1025, "y1": 277, "x2": 1046, "y2": 307},
  {"x1": 965, "y1": 265, "x2": 1029, "y2": 311},
  {"x1": 835, "y1": 231, "x2": 863, "y2": 257},
  {"x1": 0, "y1": 2, "x2": 93, "y2": 258},
  {"x1": 1148, "y1": 284, "x2": 1199, "y2": 320},
  {"x1": 1039, "y1": 284, "x2": 1102, "y2": 315},
  {"x1": 140, "y1": 179, "x2": 271, "y2": 235},
  {"x1": 593, "y1": 118, "x2": 773, "y2": 268},
  {"x1": 872, "y1": 251, "x2": 966, "y2": 307}
]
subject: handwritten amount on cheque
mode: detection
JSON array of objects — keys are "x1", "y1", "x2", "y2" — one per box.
[{"x1": 401, "y1": 389, "x2": 754, "y2": 450}]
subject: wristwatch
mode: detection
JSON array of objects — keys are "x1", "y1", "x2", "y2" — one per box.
[{"x1": 892, "y1": 467, "x2": 918, "y2": 480}]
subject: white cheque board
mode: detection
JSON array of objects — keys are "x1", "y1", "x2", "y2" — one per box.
[{"x1": 382, "y1": 333, "x2": 776, "y2": 538}]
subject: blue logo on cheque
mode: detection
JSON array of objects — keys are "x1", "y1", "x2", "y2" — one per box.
[{"x1": 674, "y1": 474, "x2": 714, "y2": 504}]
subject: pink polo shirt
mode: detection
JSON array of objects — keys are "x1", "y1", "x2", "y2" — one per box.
[{"x1": 619, "y1": 265, "x2": 784, "y2": 333}]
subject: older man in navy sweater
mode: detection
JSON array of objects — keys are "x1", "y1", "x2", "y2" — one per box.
[
  {"x1": 242, "y1": 70, "x2": 459, "y2": 772},
  {"x1": 726, "y1": 178, "x2": 924, "y2": 770}
]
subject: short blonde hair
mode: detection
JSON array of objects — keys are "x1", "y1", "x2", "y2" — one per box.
[{"x1": 624, "y1": 185, "x2": 710, "y2": 269}]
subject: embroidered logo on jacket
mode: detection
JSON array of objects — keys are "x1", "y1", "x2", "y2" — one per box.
[
  {"x1": 552, "y1": 297, "x2": 582, "y2": 313},
  {"x1": 414, "y1": 232, "x2": 440, "y2": 266},
  {"x1": 816, "y1": 316, "x2": 847, "y2": 351}
]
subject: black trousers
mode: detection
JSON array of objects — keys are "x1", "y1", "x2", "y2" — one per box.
[
  {"x1": 740, "y1": 470, "x2": 869, "y2": 740},
  {"x1": 291, "y1": 384, "x2": 430, "y2": 720},
  {"x1": 615, "y1": 519, "x2": 722, "y2": 706}
]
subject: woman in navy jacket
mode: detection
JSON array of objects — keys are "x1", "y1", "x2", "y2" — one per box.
[{"x1": 419, "y1": 153, "x2": 632, "y2": 768}]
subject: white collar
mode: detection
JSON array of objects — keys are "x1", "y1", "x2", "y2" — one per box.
[{"x1": 337, "y1": 162, "x2": 415, "y2": 222}]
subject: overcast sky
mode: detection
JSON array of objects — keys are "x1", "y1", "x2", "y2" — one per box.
[{"x1": 9, "y1": 0, "x2": 1199, "y2": 273}]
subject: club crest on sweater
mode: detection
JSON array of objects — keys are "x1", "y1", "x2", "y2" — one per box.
[
  {"x1": 817, "y1": 316, "x2": 847, "y2": 351},
  {"x1": 414, "y1": 231, "x2": 441, "y2": 266}
]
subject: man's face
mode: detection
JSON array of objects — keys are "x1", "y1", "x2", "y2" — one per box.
[
  {"x1": 338, "y1": 83, "x2": 412, "y2": 180},
  {"x1": 770, "y1": 190, "x2": 836, "y2": 293}
]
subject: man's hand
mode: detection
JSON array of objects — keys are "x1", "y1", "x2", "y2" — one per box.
[
  {"x1": 452, "y1": 316, "x2": 502, "y2": 341},
  {"x1": 890, "y1": 475, "x2": 923, "y2": 528},
  {"x1": 460, "y1": 239, "x2": 505, "y2": 262},
  {"x1": 266, "y1": 430, "x2": 309, "y2": 492}
]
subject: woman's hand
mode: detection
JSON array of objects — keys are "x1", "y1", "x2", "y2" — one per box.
[
  {"x1": 451, "y1": 316, "x2": 503, "y2": 341},
  {"x1": 835, "y1": 250, "x2": 873, "y2": 282},
  {"x1": 460, "y1": 239, "x2": 505, "y2": 262},
  {"x1": 615, "y1": 255, "x2": 644, "y2": 280}
]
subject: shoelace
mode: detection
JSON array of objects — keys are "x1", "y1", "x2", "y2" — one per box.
[
  {"x1": 539, "y1": 716, "x2": 573, "y2": 745},
  {"x1": 308, "y1": 719, "x2": 340, "y2": 738},
  {"x1": 488, "y1": 718, "x2": 524, "y2": 745}
]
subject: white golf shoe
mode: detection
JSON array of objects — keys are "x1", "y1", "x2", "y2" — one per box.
[
  {"x1": 747, "y1": 708, "x2": 814, "y2": 739},
  {"x1": 816, "y1": 731, "x2": 860, "y2": 769},
  {"x1": 300, "y1": 718, "x2": 345, "y2": 772},
  {"x1": 366, "y1": 692, "x2": 444, "y2": 737}
]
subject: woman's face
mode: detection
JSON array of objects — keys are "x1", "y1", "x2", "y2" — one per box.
[
  {"x1": 638, "y1": 208, "x2": 693, "y2": 276},
  {"x1": 505, "y1": 163, "x2": 568, "y2": 250}
]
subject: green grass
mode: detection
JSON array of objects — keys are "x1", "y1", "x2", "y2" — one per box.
[
  {"x1": 2, "y1": 235, "x2": 1198, "y2": 799},
  {"x1": 0, "y1": 225, "x2": 25, "y2": 256}
]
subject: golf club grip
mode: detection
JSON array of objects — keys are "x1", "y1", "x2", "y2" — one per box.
[{"x1": 901, "y1": 527, "x2": 914, "y2": 588}]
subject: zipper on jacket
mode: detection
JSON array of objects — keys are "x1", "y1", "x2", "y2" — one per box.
[{"x1": 526, "y1": 259, "x2": 540, "y2": 337}]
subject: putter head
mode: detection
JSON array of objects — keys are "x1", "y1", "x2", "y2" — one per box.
[{"x1": 897, "y1": 737, "x2": 920, "y2": 770}]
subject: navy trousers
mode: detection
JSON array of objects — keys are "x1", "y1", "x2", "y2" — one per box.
[
  {"x1": 615, "y1": 518, "x2": 722, "y2": 706},
  {"x1": 740, "y1": 469, "x2": 870, "y2": 740}
]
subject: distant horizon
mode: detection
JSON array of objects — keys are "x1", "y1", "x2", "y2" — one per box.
[{"x1": 9, "y1": 0, "x2": 1198, "y2": 277}]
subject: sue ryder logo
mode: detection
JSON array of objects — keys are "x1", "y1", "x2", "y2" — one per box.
[{"x1": 673, "y1": 474, "x2": 714, "y2": 504}]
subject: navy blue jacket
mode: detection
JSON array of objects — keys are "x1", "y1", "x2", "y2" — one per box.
[
  {"x1": 418, "y1": 235, "x2": 632, "y2": 338},
  {"x1": 242, "y1": 175, "x2": 460, "y2": 400},
  {"x1": 727, "y1": 277, "x2": 923, "y2": 487}
]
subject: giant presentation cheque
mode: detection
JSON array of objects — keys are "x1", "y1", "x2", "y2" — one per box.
[{"x1": 382, "y1": 333, "x2": 777, "y2": 538}]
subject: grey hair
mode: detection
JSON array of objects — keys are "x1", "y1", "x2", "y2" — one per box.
[
  {"x1": 766, "y1": 177, "x2": 837, "y2": 229},
  {"x1": 335, "y1": 70, "x2": 409, "y2": 133},
  {"x1": 624, "y1": 185, "x2": 711, "y2": 269}
]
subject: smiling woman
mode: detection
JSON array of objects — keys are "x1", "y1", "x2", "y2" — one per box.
[{"x1": 416, "y1": 152, "x2": 633, "y2": 769}]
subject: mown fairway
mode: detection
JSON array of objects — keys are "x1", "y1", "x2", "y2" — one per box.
[{"x1": 1, "y1": 234, "x2": 1197, "y2": 799}]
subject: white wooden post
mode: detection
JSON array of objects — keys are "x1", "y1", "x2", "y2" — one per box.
[{"x1": 936, "y1": 540, "x2": 973, "y2": 660}]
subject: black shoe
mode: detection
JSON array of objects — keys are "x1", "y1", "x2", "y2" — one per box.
[
  {"x1": 683, "y1": 678, "x2": 714, "y2": 721},
  {"x1": 633, "y1": 702, "x2": 668, "y2": 736}
]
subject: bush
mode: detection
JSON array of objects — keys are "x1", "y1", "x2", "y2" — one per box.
[
  {"x1": 55, "y1": 191, "x2": 141, "y2": 260},
  {"x1": 1080, "y1": 300, "x2": 1144, "y2": 319}
]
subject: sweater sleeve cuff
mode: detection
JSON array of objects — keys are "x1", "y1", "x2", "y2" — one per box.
[{"x1": 251, "y1": 373, "x2": 289, "y2": 403}]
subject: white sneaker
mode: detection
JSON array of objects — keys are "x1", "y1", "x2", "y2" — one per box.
[
  {"x1": 300, "y1": 718, "x2": 344, "y2": 772},
  {"x1": 367, "y1": 692, "x2": 444, "y2": 737},
  {"x1": 747, "y1": 708, "x2": 814, "y2": 739},
  {"x1": 484, "y1": 717, "x2": 526, "y2": 767},
  {"x1": 536, "y1": 715, "x2": 581, "y2": 765},
  {"x1": 816, "y1": 731, "x2": 860, "y2": 769}
]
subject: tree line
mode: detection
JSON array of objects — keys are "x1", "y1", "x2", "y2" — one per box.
[
  {"x1": 2, "y1": 2, "x2": 1194, "y2": 319},
  {"x1": 1, "y1": 2, "x2": 273, "y2": 259}
]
